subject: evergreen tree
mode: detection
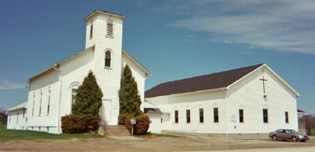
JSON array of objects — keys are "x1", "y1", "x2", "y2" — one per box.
[
  {"x1": 72, "y1": 71, "x2": 103, "y2": 117},
  {"x1": 0, "y1": 111, "x2": 7, "y2": 128},
  {"x1": 119, "y1": 65, "x2": 142, "y2": 117}
]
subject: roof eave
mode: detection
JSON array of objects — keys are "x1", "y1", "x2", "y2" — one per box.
[
  {"x1": 226, "y1": 64, "x2": 264, "y2": 90},
  {"x1": 28, "y1": 45, "x2": 95, "y2": 82},
  {"x1": 122, "y1": 50, "x2": 151, "y2": 77},
  {"x1": 84, "y1": 10, "x2": 126, "y2": 21},
  {"x1": 263, "y1": 64, "x2": 300, "y2": 97},
  {"x1": 145, "y1": 87, "x2": 226, "y2": 99},
  {"x1": 226, "y1": 64, "x2": 300, "y2": 97}
]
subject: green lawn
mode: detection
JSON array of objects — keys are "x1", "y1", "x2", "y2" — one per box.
[{"x1": 0, "y1": 124, "x2": 103, "y2": 142}]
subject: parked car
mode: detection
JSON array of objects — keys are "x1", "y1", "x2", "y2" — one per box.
[{"x1": 269, "y1": 129, "x2": 309, "y2": 142}]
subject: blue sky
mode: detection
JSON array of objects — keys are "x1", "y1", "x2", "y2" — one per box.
[{"x1": 0, "y1": 0, "x2": 314, "y2": 114}]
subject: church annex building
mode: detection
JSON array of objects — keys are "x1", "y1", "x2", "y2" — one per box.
[{"x1": 7, "y1": 11, "x2": 300, "y2": 135}]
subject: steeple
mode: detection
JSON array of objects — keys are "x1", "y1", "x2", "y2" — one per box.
[{"x1": 83, "y1": 11, "x2": 126, "y2": 125}]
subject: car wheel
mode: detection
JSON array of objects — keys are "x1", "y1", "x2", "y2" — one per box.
[
  {"x1": 292, "y1": 136, "x2": 297, "y2": 142},
  {"x1": 272, "y1": 135, "x2": 277, "y2": 141}
]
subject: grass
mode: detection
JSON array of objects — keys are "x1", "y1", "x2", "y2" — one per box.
[{"x1": 0, "y1": 124, "x2": 103, "y2": 142}]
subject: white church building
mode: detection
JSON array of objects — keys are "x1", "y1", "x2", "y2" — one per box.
[
  {"x1": 7, "y1": 10, "x2": 300, "y2": 135},
  {"x1": 7, "y1": 10, "x2": 150, "y2": 134},
  {"x1": 145, "y1": 64, "x2": 300, "y2": 134}
]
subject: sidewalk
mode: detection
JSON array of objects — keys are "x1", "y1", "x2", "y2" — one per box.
[{"x1": 107, "y1": 136, "x2": 145, "y2": 141}]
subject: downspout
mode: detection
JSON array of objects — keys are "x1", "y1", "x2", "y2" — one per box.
[{"x1": 53, "y1": 64, "x2": 62, "y2": 134}]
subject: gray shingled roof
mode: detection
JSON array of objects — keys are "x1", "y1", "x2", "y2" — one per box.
[{"x1": 145, "y1": 64, "x2": 264, "y2": 98}]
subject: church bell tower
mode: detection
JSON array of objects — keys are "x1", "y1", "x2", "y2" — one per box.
[{"x1": 84, "y1": 11, "x2": 126, "y2": 125}]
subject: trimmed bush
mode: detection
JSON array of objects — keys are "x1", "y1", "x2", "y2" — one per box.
[
  {"x1": 118, "y1": 115, "x2": 129, "y2": 125},
  {"x1": 124, "y1": 116, "x2": 132, "y2": 133},
  {"x1": 124, "y1": 114, "x2": 150, "y2": 135},
  {"x1": 61, "y1": 114, "x2": 100, "y2": 134},
  {"x1": 134, "y1": 114, "x2": 150, "y2": 135}
]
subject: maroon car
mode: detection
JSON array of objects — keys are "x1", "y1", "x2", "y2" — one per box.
[{"x1": 269, "y1": 129, "x2": 309, "y2": 142}]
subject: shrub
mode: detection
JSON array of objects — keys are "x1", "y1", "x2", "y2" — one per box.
[
  {"x1": 61, "y1": 114, "x2": 100, "y2": 134},
  {"x1": 134, "y1": 114, "x2": 150, "y2": 135},
  {"x1": 118, "y1": 115, "x2": 129, "y2": 125},
  {"x1": 119, "y1": 65, "x2": 142, "y2": 117},
  {"x1": 124, "y1": 116, "x2": 132, "y2": 133},
  {"x1": 72, "y1": 71, "x2": 103, "y2": 117},
  {"x1": 124, "y1": 114, "x2": 150, "y2": 135}
]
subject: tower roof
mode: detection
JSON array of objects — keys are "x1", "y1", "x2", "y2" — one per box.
[{"x1": 84, "y1": 10, "x2": 126, "y2": 21}]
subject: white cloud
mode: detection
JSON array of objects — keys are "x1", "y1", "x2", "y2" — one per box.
[
  {"x1": 163, "y1": 0, "x2": 315, "y2": 54},
  {"x1": 0, "y1": 81, "x2": 26, "y2": 90}
]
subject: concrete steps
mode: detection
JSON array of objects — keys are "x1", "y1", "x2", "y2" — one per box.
[{"x1": 99, "y1": 125, "x2": 130, "y2": 136}]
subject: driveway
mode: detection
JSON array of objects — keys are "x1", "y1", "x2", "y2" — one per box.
[{"x1": 1, "y1": 131, "x2": 315, "y2": 151}]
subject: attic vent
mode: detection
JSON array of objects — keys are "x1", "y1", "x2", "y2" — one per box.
[{"x1": 106, "y1": 20, "x2": 113, "y2": 38}]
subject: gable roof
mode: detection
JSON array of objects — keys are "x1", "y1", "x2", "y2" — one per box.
[
  {"x1": 145, "y1": 64, "x2": 300, "y2": 98},
  {"x1": 122, "y1": 50, "x2": 151, "y2": 77},
  {"x1": 28, "y1": 47, "x2": 150, "y2": 81},
  {"x1": 28, "y1": 45, "x2": 95, "y2": 81},
  {"x1": 145, "y1": 64, "x2": 264, "y2": 98},
  {"x1": 8, "y1": 102, "x2": 27, "y2": 112}
]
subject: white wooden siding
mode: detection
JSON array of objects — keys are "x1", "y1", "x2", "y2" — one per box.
[{"x1": 146, "y1": 66, "x2": 298, "y2": 134}]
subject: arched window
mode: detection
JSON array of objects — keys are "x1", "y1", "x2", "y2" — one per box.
[
  {"x1": 186, "y1": 106, "x2": 190, "y2": 123},
  {"x1": 69, "y1": 82, "x2": 81, "y2": 104},
  {"x1": 174, "y1": 107, "x2": 178, "y2": 123},
  {"x1": 199, "y1": 104, "x2": 204, "y2": 123},
  {"x1": 105, "y1": 51, "x2": 111, "y2": 67},
  {"x1": 263, "y1": 104, "x2": 268, "y2": 123},
  {"x1": 72, "y1": 88, "x2": 77, "y2": 104},
  {"x1": 213, "y1": 103, "x2": 219, "y2": 123},
  {"x1": 239, "y1": 105, "x2": 244, "y2": 123},
  {"x1": 90, "y1": 24, "x2": 93, "y2": 39}
]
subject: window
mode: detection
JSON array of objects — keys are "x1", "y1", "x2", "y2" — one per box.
[
  {"x1": 9, "y1": 113, "x2": 11, "y2": 123},
  {"x1": 16, "y1": 112, "x2": 19, "y2": 123},
  {"x1": 32, "y1": 92, "x2": 35, "y2": 117},
  {"x1": 107, "y1": 20, "x2": 113, "y2": 37},
  {"x1": 199, "y1": 108, "x2": 204, "y2": 123},
  {"x1": 72, "y1": 89, "x2": 77, "y2": 104},
  {"x1": 276, "y1": 129, "x2": 283, "y2": 133},
  {"x1": 239, "y1": 109, "x2": 244, "y2": 123},
  {"x1": 90, "y1": 24, "x2": 93, "y2": 39},
  {"x1": 214, "y1": 108, "x2": 219, "y2": 123},
  {"x1": 47, "y1": 89, "x2": 51, "y2": 115},
  {"x1": 186, "y1": 110, "x2": 190, "y2": 123},
  {"x1": 39, "y1": 90, "x2": 42, "y2": 116},
  {"x1": 105, "y1": 51, "x2": 111, "y2": 67},
  {"x1": 285, "y1": 111, "x2": 289, "y2": 123},
  {"x1": 175, "y1": 110, "x2": 178, "y2": 123},
  {"x1": 263, "y1": 109, "x2": 268, "y2": 123},
  {"x1": 23, "y1": 109, "x2": 25, "y2": 118}
]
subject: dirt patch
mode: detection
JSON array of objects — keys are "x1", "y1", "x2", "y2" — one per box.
[{"x1": 1, "y1": 132, "x2": 315, "y2": 151}]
